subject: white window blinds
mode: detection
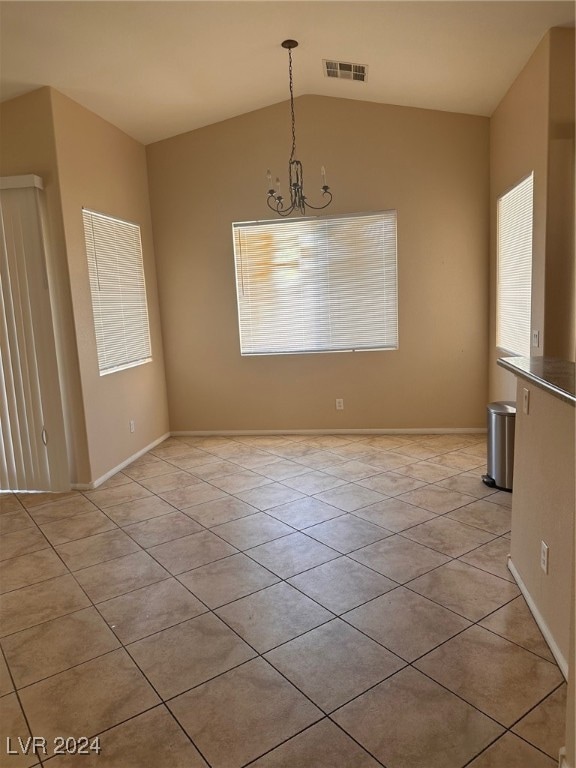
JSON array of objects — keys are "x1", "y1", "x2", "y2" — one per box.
[
  {"x1": 82, "y1": 209, "x2": 152, "y2": 375},
  {"x1": 232, "y1": 211, "x2": 398, "y2": 356},
  {"x1": 496, "y1": 173, "x2": 534, "y2": 357}
]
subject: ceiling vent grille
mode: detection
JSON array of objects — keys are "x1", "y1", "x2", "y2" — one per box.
[{"x1": 323, "y1": 60, "x2": 367, "y2": 82}]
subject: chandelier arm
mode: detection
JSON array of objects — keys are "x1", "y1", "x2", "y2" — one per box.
[{"x1": 301, "y1": 191, "x2": 333, "y2": 211}]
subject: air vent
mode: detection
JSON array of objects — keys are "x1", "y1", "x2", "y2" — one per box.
[{"x1": 323, "y1": 60, "x2": 367, "y2": 82}]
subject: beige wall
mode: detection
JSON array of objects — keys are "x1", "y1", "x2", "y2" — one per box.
[
  {"x1": 489, "y1": 34, "x2": 550, "y2": 402},
  {"x1": 0, "y1": 88, "x2": 91, "y2": 483},
  {"x1": 49, "y1": 90, "x2": 169, "y2": 482},
  {"x1": 489, "y1": 29, "x2": 576, "y2": 402},
  {"x1": 510, "y1": 381, "x2": 574, "y2": 667},
  {"x1": 147, "y1": 95, "x2": 490, "y2": 432}
]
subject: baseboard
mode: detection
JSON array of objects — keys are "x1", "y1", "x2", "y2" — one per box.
[
  {"x1": 171, "y1": 428, "x2": 487, "y2": 437},
  {"x1": 71, "y1": 432, "x2": 171, "y2": 490},
  {"x1": 507, "y1": 557, "x2": 568, "y2": 679}
]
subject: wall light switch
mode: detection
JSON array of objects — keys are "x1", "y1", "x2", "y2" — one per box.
[
  {"x1": 335, "y1": 399, "x2": 344, "y2": 411},
  {"x1": 531, "y1": 330, "x2": 540, "y2": 348}
]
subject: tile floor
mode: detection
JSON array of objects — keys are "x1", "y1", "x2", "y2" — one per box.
[{"x1": 0, "y1": 432, "x2": 567, "y2": 767}]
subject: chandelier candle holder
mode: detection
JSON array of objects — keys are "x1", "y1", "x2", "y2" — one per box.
[{"x1": 267, "y1": 39, "x2": 333, "y2": 217}]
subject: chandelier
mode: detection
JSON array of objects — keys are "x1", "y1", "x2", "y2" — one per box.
[{"x1": 267, "y1": 40, "x2": 333, "y2": 217}]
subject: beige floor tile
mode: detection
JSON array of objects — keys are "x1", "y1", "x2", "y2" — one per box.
[
  {"x1": 257, "y1": 460, "x2": 312, "y2": 480},
  {"x1": 265, "y1": 618, "x2": 405, "y2": 712},
  {"x1": 216, "y1": 582, "x2": 333, "y2": 653},
  {"x1": 288, "y1": 556, "x2": 396, "y2": 613},
  {"x1": 264, "y1": 497, "x2": 344, "y2": 528},
  {"x1": 0, "y1": 549, "x2": 67, "y2": 594},
  {"x1": 122, "y1": 511, "x2": 203, "y2": 548},
  {"x1": 137, "y1": 470, "x2": 203, "y2": 494},
  {"x1": 333, "y1": 666, "x2": 503, "y2": 768},
  {"x1": 248, "y1": 719, "x2": 382, "y2": 768},
  {"x1": 280, "y1": 470, "x2": 348, "y2": 494},
  {"x1": 487, "y1": 490, "x2": 513, "y2": 507},
  {"x1": 235, "y1": 483, "x2": 306, "y2": 511},
  {"x1": 436, "y1": 473, "x2": 498, "y2": 498},
  {"x1": 0, "y1": 693, "x2": 36, "y2": 767},
  {"x1": 178, "y1": 553, "x2": 279, "y2": 608},
  {"x1": 322, "y1": 461, "x2": 383, "y2": 482},
  {"x1": 186, "y1": 459, "x2": 241, "y2": 480},
  {"x1": 314, "y1": 484, "x2": 386, "y2": 512},
  {"x1": 45, "y1": 706, "x2": 208, "y2": 768},
  {"x1": 0, "y1": 528, "x2": 49, "y2": 562},
  {"x1": 102, "y1": 496, "x2": 177, "y2": 526},
  {"x1": 414, "y1": 625, "x2": 563, "y2": 726},
  {"x1": 159, "y1": 482, "x2": 227, "y2": 510},
  {"x1": 167, "y1": 452, "x2": 226, "y2": 470},
  {"x1": 55, "y1": 528, "x2": 140, "y2": 571},
  {"x1": 74, "y1": 550, "x2": 169, "y2": 603},
  {"x1": 85, "y1": 481, "x2": 153, "y2": 509},
  {"x1": 229, "y1": 451, "x2": 283, "y2": 471},
  {"x1": 247, "y1": 532, "x2": 339, "y2": 578},
  {"x1": 266, "y1": 443, "x2": 323, "y2": 460},
  {"x1": 447, "y1": 498, "x2": 511, "y2": 534},
  {"x1": 0, "y1": 510, "x2": 34, "y2": 534},
  {"x1": 512, "y1": 684, "x2": 567, "y2": 759},
  {"x1": 0, "y1": 575, "x2": 90, "y2": 637},
  {"x1": 352, "y1": 497, "x2": 436, "y2": 531},
  {"x1": 304, "y1": 514, "x2": 391, "y2": 553},
  {"x1": 26, "y1": 495, "x2": 99, "y2": 525},
  {"x1": 393, "y1": 443, "x2": 448, "y2": 460},
  {"x1": 401, "y1": 516, "x2": 496, "y2": 557},
  {"x1": 184, "y1": 496, "x2": 258, "y2": 527},
  {"x1": 209, "y1": 471, "x2": 273, "y2": 494},
  {"x1": 427, "y1": 451, "x2": 486, "y2": 470},
  {"x1": 395, "y1": 461, "x2": 461, "y2": 483},
  {"x1": 397, "y1": 484, "x2": 476, "y2": 513},
  {"x1": 408, "y1": 559, "x2": 520, "y2": 620},
  {"x1": 169, "y1": 657, "x2": 322, "y2": 768},
  {"x1": 98, "y1": 578, "x2": 207, "y2": 643},
  {"x1": 350, "y1": 535, "x2": 450, "y2": 583},
  {"x1": 39, "y1": 509, "x2": 116, "y2": 545},
  {"x1": 0, "y1": 495, "x2": 24, "y2": 514},
  {"x1": 0, "y1": 652, "x2": 13, "y2": 696},
  {"x1": 127, "y1": 612, "x2": 255, "y2": 699},
  {"x1": 479, "y1": 596, "x2": 556, "y2": 662},
  {"x1": 344, "y1": 586, "x2": 471, "y2": 661},
  {"x1": 123, "y1": 458, "x2": 180, "y2": 482},
  {"x1": 459, "y1": 536, "x2": 515, "y2": 582},
  {"x1": 16, "y1": 491, "x2": 79, "y2": 509},
  {"x1": 147, "y1": 531, "x2": 237, "y2": 575},
  {"x1": 352, "y1": 451, "x2": 415, "y2": 471},
  {"x1": 356, "y1": 471, "x2": 427, "y2": 496},
  {"x1": 152, "y1": 443, "x2": 211, "y2": 461},
  {"x1": 95, "y1": 472, "x2": 132, "y2": 490},
  {"x1": 211, "y1": 512, "x2": 293, "y2": 549},
  {"x1": 19, "y1": 649, "x2": 159, "y2": 752},
  {"x1": 1, "y1": 607, "x2": 120, "y2": 688},
  {"x1": 467, "y1": 732, "x2": 556, "y2": 767},
  {"x1": 294, "y1": 450, "x2": 349, "y2": 470}
]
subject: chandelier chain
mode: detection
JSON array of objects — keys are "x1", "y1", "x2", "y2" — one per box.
[{"x1": 289, "y1": 47, "x2": 297, "y2": 164}]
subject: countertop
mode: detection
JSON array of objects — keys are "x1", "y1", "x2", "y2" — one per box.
[{"x1": 498, "y1": 356, "x2": 576, "y2": 406}]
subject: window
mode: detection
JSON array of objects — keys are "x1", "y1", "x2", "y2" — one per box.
[
  {"x1": 232, "y1": 211, "x2": 398, "y2": 356},
  {"x1": 496, "y1": 173, "x2": 534, "y2": 357},
  {"x1": 82, "y1": 209, "x2": 152, "y2": 375}
]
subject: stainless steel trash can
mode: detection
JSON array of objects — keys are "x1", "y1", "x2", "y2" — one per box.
[{"x1": 482, "y1": 401, "x2": 516, "y2": 491}]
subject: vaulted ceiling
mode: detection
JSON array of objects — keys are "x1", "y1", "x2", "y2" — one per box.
[{"x1": 1, "y1": 1, "x2": 574, "y2": 144}]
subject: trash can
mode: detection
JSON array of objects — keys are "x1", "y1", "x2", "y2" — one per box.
[{"x1": 482, "y1": 401, "x2": 516, "y2": 491}]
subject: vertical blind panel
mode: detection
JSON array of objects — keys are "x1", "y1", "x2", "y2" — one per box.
[
  {"x1": 496, "y1": 173, "x2": 533, "y2": 357},
  {"x1": 233, "y1": 211, "x2": 398, "y2": 355},
  {"x1": 82, "y1": 210, "x2": 152, "y2": 374},
  {"x1": 0, "y1": 184, "x2": 68, "y2": 491}
]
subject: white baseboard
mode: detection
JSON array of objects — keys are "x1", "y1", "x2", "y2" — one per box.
[
  {"x1": 507, "y1": 557, "x2": 568, "y2": 679},
  {"x1": 171, "y1": 428, "x2": 487, "y2": 437},
  {"x1": 72, "y1": 432, "x2": 171, "y2": 490}
]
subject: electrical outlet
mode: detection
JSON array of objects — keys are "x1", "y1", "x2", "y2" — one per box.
[
  {"x1": 335, "y1": 398, "x2": 344, "y2": 411},
  {"x1": 129, "y1": 419, "x2": 135, "y2": 433},
  {"x1": 532, "y1": 330, "x2": 540, "y2": 348},
  {"x1": 522, "y1": 388, "x2": 530, "y2": 415},
  {"x1": 540, "y1": 541, "x2": 549, "y2": 574}
]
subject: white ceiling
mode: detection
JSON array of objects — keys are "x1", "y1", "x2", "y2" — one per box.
[{"x1": 1, "y1": 1, "x2": 574, "y2": 145}]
